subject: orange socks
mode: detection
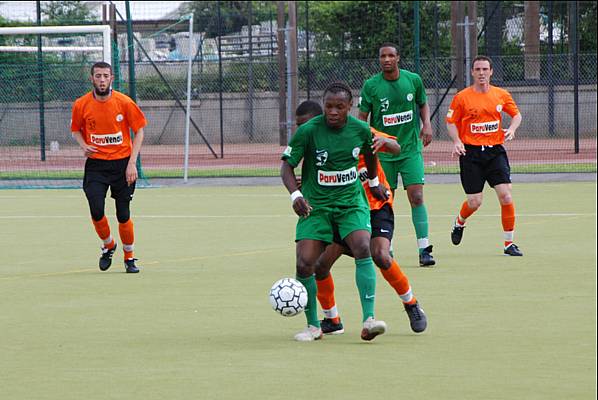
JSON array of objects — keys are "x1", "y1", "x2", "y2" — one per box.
[
  {"x1": 501, "y1": 203, "x2": 516, "y2": 247},
  {"x1": 456, "y1": 200, "x2": 516, "y2": 248},
  {"x1": 92, "y1": 216, "x2": 115, "y2": 249},
  {"x1": 457, "y1": 201, "x2": 476, "y2": 225},
  {"x1": 380, "y1": 259, "x2": 416, "y2": 305},
  {"x1": 92, "y1": 217, "x2": 137, "y2": 259},
  {"x1": 118, "y1": 219, "x2": 135, "y2": 260},
  {"x1": 317, "y1": 261, "x2": 419, "y2": 320},
  {"x1": 316, "y1": 274, "x2": 340, "y2": 323}
]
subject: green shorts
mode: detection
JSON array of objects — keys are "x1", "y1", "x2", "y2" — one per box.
[
  {"x1": 295, "y1": 205, "x2": 371, "y2": 243},
  {"x1": 380, "y1": 152, "x2": 425, "y2": 190}
]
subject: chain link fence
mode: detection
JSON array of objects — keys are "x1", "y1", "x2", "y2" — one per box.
[{"x1": 0, "y1": 1, "x2": 596, "y2": 188}]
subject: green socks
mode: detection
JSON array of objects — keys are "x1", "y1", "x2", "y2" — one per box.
[
  {"x1": 412, "y1": 204, "x2": 430, "y2": 253},
  {"x1": 355, "y1": 257, "x2": 377, "y2": 322},
  {"x1": 298, "y1": 258, "x2": 377, "y2": 326},
  {"x1": 296, "y1": 275, "x2": 320, "y2": 328}
]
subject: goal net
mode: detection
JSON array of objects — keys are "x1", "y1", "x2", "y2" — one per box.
[{"x1": 0, "y1": 25, "x2": 111, "y2": 188}]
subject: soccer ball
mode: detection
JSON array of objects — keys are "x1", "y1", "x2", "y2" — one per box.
[{"x1": 269, "y1": 278, "x2": 307, "y2": 317}]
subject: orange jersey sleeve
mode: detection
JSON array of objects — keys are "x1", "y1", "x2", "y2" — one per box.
[
  {"x1": 357, "y1": 155, "x2": 393, "y2": 211},
  {"x1": 446, "y1": 86, "x2": 519, "y2": 146},
  {"x1": 71, "y1": 91, "x2": 147, "y2": 160}
]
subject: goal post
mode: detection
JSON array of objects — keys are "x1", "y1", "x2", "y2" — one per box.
[
  {"x1": 0, "y1": 24, "x2": 113, "y2": 189},
  {"x1": 0, "y1": 25, "x2": 111, "y2": 63}
]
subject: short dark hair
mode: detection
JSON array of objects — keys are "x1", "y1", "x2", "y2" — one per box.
[
  {"x1": 472, "y1": 55, "x2": 493, "y2": 69},
  {"x1": 323, "y1": 81, "x2": 353, "y2": 102},
  {"x1": 379, "y1": 42, "x2": 399, "y2": 55},
  {"x1": 296, "y1": 100, "x2": 323, "y2": 118},
  {"x1": 91, "y1": 61, "x2": 112, "y2": 76}
]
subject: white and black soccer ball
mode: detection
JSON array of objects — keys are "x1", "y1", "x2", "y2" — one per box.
[{"x1": 269, "y1": 278, "x2": 307, "y2": 317}]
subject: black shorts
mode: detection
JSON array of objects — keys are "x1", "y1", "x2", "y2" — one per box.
[
  {"x1": 460, "y1": 144, "x2": 511, "y2": 194},
  {"x1": 370, "y1": 203, "x2": 394, "y2": 240},
  {"x1": 331, "y1": 203, "x2": 394, "y2": 248},
  {"x1": 83, "y1": 157, "x2": 135, "y2": 202}
]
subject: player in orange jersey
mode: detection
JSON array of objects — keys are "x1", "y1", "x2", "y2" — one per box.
[
  {"x1": 71, "y1": 62, "x2": 147, "y2": 273},
  {"x1": 295, "y1": 100, "x2": 427, "y2": 336},
  {"x1": 446, "y1": 55, "x2": 523, "y2": 256}
]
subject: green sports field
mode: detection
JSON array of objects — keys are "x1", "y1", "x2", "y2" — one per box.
[{"x1": 0, "y1": 181, "x2": 595, "y2": 400}]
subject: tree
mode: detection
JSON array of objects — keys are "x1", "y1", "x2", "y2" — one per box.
[
  {"x1": 297, "y1": 1, "x2": 452, "y2": 60},
  {"x1": 41, "y1": 1, "x2": 95, "y2": 25},
  {"x1": 183, "y1": 1, "x2": 275, "y2": 38},
  {"x1": 524, "y1": 1, "x2": 540, "y2": 80},
  {"x1": 579, "y1": 1, "x2": 597, "y2": 53}
]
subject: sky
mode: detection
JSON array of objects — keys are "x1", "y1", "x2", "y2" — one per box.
[{"x1": 0, "y1": 1, "x2": 186, "y2": 22}]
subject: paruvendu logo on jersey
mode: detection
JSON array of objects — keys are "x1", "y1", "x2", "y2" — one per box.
[
  {"x1": 383, "y1": 110, "x2": 413, "y2": 127},
  {"x1": 357, "y1": 167, "x2": 368, "y2": 183},
  {"x1": 470, "y1": 120, "x2": 499, "y2": 134},
  {"x1": 318, "y1": 167, "x2": 357, "y2": 186},
  {"x1": 90, "y1": 131, "x2": 123, "y2": 146}
]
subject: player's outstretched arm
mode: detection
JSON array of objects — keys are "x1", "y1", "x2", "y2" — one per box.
[{"x1": 281, "y1": 161, "x2": 312, "y2": 217}]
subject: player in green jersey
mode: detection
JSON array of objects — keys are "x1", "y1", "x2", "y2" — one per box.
[
  {"x1": 358, "y1": 42, "x2": 436, "y2": 267},
  {"x1": 281, "y1": 82, "x2": 389, "y2": 342}
]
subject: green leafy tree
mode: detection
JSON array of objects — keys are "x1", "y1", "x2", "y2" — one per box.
[
  {"x1": 579, "y1": 1, "x2": 596, "y2": 53},
  {"x1": 184, "y1": 1, "x2": 275, "y2": 38},
  {"x1": 41, "y1": 1, "x2": 96, "y2": 25},
  {"x1": 296, "y1": 1, "x2": 452, "y2": 60}
]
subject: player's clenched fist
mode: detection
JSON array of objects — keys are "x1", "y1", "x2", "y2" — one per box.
[{"x1": 292, "y1": 197, "x2": 312, "y2": 217}]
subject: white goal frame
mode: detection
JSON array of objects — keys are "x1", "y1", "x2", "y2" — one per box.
[{"x1": 0, "y1": 25, "x2": 111, "y2": 63}]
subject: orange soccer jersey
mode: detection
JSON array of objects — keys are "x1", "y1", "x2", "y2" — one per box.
[
  {"x1": 356, "y1": 128, "x2": 394, "y2": 211},
  {"x1": 445, "y1": 85, "x2": 519, "y2": 146},
  {"x1": 71, "y1": 90, "x2": 147, "y2": 160}
]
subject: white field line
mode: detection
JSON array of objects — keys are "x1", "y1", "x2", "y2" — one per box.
[
  {"x1": 0, "y1": 247, "x2": 289, "y2": 281},
  {"x1": 0, "y1": 193, "x2": 289, "y2": 200},
  {"x1": 0, "y1": 212, "x2": 594, "y2": 220}
]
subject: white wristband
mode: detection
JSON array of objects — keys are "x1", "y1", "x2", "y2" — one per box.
[
  {"x1": 368, "y1": 177, "x2": 379, "y2": 187},
  {"x1": 290, "y1": 190, "x2": 303, "y2": 202}
]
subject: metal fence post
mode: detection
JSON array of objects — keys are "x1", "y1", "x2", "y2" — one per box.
[
  {"x1": 287, "y1": 1, "x2": 298, "y2": 139},
  {"x1": 125, "y1": 1, "x2": 136, "y2": 102},
  {"x1": 548, "y1": 0, "x2": 555, "y2": 137},
  {"x1": 414, "y1": 1, "x2": 420, "y2": 75},
  {"x1": 218, "y1": 1, "x2": 224, "y2": 158},
  {"x1": 248, "y1": 1, "x2": 254, "y2": 142},
  {"x1": 277, "y1": 1, "x2": 287, "y2": 146},
  {"x1": 572, "y1": 0, "x2": 579, "y2": 153},
  {"x1": 305, "y1": 0, "x2": 310, "y2": 100},
  {"x1": 36, "y1": 0, "x2": 45, "y2": 162}
]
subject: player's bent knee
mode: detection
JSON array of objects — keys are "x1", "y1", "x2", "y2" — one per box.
[
  {"x1": 115, "y1": 200, "x2": 131, "y2": 223},
  {"x1": 372, "y1": 251, "x2": 392, "y2": 270},
  {"x1": 499, "y1": 195, "x2": 513, "y2": 205},
  {"x1": 314, "y1": 261, "x2": 333, "y2": 280},
  {"x1": 315, "y1": 269, "x2": 330, "y2": 281},
  {"x1": 88, "y1": 197, "x2": 105, "y2": 221},
  {"x1": 350, "y1": 243, "x2": 371, "y2": 260},
  {"x1": 467, "y1": 198, "x2": 482, "y2": 210},
  {"x1": 296, "y1": 258, "x2": 316, "y2": 278},
  {"x1": 409, "y1": 194, "x2": 424, "y2": 207}
]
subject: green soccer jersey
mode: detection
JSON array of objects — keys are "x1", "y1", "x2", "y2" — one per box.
[
  {"x1": 281, "y1": 115, "x2": 372, "y2": 209},
  {"x1": 359, "y1": 70, "x2": 427, "y2": 161}
]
